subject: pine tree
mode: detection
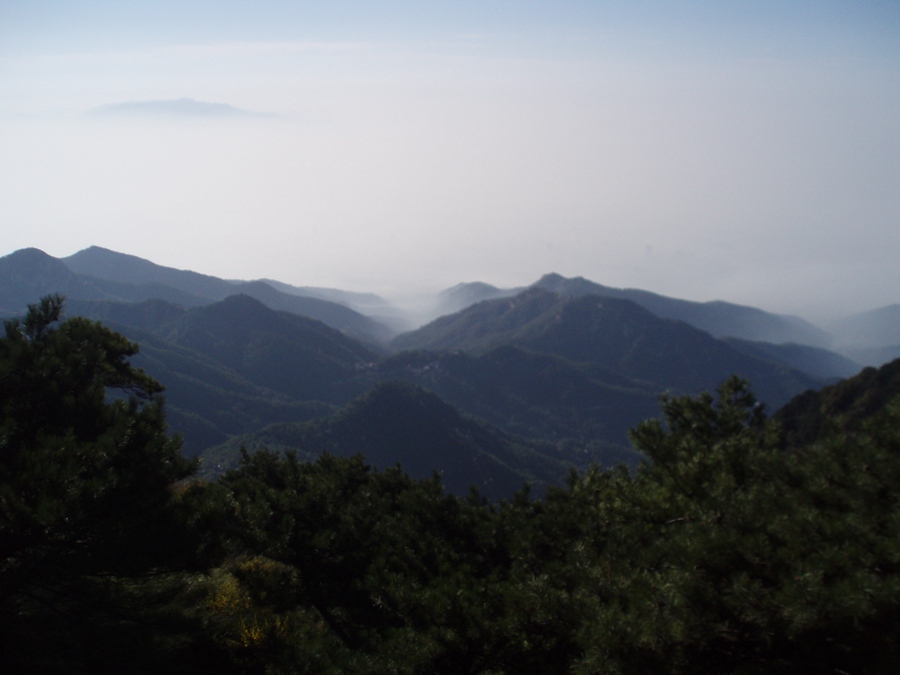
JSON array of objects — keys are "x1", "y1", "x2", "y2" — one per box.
[{"x1": 0, "y1": 295, "x2": 196, "y2": 668}]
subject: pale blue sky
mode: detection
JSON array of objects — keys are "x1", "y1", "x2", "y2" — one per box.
[{"x1": 1, "y1": 1, "x2": 898, "y2": 320}]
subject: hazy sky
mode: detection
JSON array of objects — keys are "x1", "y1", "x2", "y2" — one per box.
[{"x1": 1, "y1": 1, "x2": 898, "y2": 320}]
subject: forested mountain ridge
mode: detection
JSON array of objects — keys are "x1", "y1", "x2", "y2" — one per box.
[
  {"x1": 0, "y1": 247, "x2": 208, "y2": 311},
  {"x1": 420, "y1": 273, "x2": 830, "y2": 349},
  {"x1": 775, "y1": 356, "x2": 900, "y2": 449},
  {"x1": 721, "y1": 336, "x2": 862, "y2": 380},
  {"x1": 69, "y1": 293, "x2": 381, "y2": 385},
  {"x1": 153, "y1": 294, "x2": 378, "y2": 401},
  {"x1": 66, "y1": 295, "x2": 656, "y2": 464},
  {"x1": 392, "y1": 287, "x2": 822, "y2": 409},
  {"x1": 116, "y1": 324, "x2": 333, "y2": 455},
  {"x1": 62, "y1": 246, "x2": 397, "y2": 344},
  {"x1": 391, "y1": 286, "x2": 563, "y2": 352},
  {"x1": 201, "y1": 381, "x2": 572, "y2": 500},
  {"x1": 66, "y1": 246, "x2": 394, "y2": 318},
  {"x1": 0, "y1": 247, "x2": 393, "y2": 345},
  {"x1": 356, "y1": 345, "x2": 661, "y2": 453},
  {"x1": 532, "y1": 272, "x2": 831, "y2": 347},
  {"x1": 63, "y1": 245, "x2": 240, "y2": 299},
  {"x1": 5, "y1": 246, "x2": 897, "y2": 365}
]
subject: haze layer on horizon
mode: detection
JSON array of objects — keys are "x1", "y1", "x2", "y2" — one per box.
[{"x1": 1, "y1": 1, "x2": 898, "y2": 320}]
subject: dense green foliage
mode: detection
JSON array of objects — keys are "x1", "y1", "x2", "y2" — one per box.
[
  {"x1": 184, "y1": 378, "x2": 900, "y2": 674},
  {"x1": 775, "y1": 357, "x2": 900, "y2": 448},
  {"x1": 0, "y1": 296, "x2": 199, "y2": 670},
  {"x1": 572, "y1": 380, "x2": 900, "y2": 673},
  {"x1": 3, "y1": 297, "x2": 899, "y2": 673}
]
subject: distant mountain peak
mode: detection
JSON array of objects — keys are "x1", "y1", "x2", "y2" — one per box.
[
  {"x1": 0, "y1": 248, "x2": 93, "y2": 314},
  {"x1": 70, "y1": 245, "x2": 150, "y2": 265},
  {"x1": 2, "y1": 246, "x2": 75, "y2": 272},
  {"x1": 536, "y1": 272, "x2": 573, "y2": 285},
  {"x1": 438, "y1": 280, "x2": 503, "y2": 297},
  {"x1": 78, "y1": 245, "x2": 128, "y2": 256},
  {"x1": 7, "y1": 247, "x2": 55, "y2": 261},
  {"x1": 89, "y1": 98, "x2": 274, "y2": 119}
]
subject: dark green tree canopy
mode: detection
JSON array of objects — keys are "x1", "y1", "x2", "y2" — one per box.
[{"x1": 0, "y1": 295, "x2": 194, "y2": 611}]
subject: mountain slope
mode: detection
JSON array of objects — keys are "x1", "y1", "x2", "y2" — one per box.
[
  {"x1": 722, "y1": 337, "x2": 861, "y2": 380},
  {"x1": 0, "y1": 248, "x2": 103, "y2": 313},
  {"x1": 63, "y1": 246, "x2": 235, "y2": 301},
  {"x1": 355, "y1": 346, "x2": 657, "y2": 457},
  {"x1": 202, "y1": 381, "x2": 571, "y2": 500},
  {"x1": 391, "y1": 287, "x2": 561, "y2": 352},
  {"x1": 392, "y1": 288, "x2": 822, "y2": 409},
  {"x1": 0, "y1": 246, "x2": 394, "y2": 343},
  {"x1": 67, "y1": 295, "x2": 654, "y2": 461},
  {"x1": 432, "y1": 281, "x2": 522, "y2": 317},
  {"x1": 129, "y1": 328, "x2": 333, "y2": 456},
  {"x1": 62, "y1": 246, "x2": 394, "y2": 343},
  {"x1": 533, "y1": 272, "x2": 831, "y2": 347},
  {"x1": 65, "y1": 298, "x2": 340, "y2": 455},
  {"x1": 259, "y1": 278, "x2": 403, "y2": 320},
  {"x1": 235, "y1": 280, "x2": 393, "y2": 345},
  {"x1": 153, "y1": 294, "x2": 379, "y2": 403},
  {"x1": 774, "y1": 357, "x2": 900, "y2": 449}
]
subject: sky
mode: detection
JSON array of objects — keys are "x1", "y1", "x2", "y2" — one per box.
[{"x1": 1, "y1": 1, "x2": 898, "y2": 321}]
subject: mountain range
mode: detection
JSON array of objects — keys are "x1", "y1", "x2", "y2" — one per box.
[
  {"x1": 393, "y1": 287, "x2": 823, "y2": 406},
  {"x1": 2, "y1": 245, "x2": 897, "y2": 498},
  {"x1": 3, "y1": 247, "x2": 393, "y2": 345}
]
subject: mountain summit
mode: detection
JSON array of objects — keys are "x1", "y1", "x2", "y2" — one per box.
[{"x1": 89, "y1": 98, "x2": 272, "y2": 118}]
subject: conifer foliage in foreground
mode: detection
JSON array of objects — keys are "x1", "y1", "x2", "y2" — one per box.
[
  {"x1": 2, "y1": 297, "x2": 899, "y2": 673},
  {"x1": 0, "y1": 295, "x2": 200, "y2": 671}
]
